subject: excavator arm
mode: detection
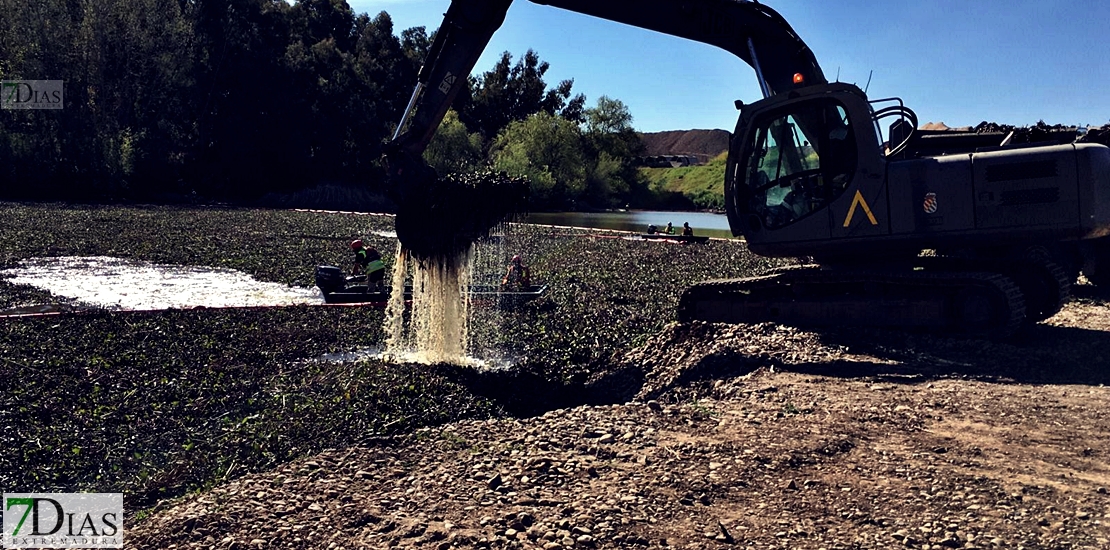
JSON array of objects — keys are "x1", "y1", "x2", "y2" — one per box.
[
  {"x1": 389, "y1": 0, "x2": 824, "y2": 159},
  {"x1": 384, "y1": 0, "x2": 825, "y2": 259},
  {"x1": 390, "y1": 0, "x2": 512, "y2": 158}
]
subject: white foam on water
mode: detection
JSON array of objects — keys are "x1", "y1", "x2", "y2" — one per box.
[
  {"x1": 311, "y1": 345, "x2": 517, "y2": 371},
  {"x1": 1, "y1": 256, "x2": 323, "y2": 311}
]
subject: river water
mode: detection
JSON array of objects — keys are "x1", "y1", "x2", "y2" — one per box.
[
  {"x1": 524, "y1": 210, "x2": 736, "y2": 239},
  {"x1": 1, "y1": 256, "x2": 323, "y2": 312}
]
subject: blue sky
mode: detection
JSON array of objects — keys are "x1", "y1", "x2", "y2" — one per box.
[{"x1": 349, "y1": 0, "x2": 1109, "y2": 133}]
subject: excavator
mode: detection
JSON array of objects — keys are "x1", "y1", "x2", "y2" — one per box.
[{"x1": 383, "y1": 0, "x2": 1110, "y2": 339}]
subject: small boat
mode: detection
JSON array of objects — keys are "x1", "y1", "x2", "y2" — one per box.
[
  {"x1": 638, "y1": 233, "x2": 710, "y2": 244},
  {"x1": 314, "y1": 266, "x2": 548, "y2": 307}
]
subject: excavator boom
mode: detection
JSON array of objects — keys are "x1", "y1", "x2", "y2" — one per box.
[{"x1": 391, "y1": 0, "x2": 824, "y2": 158}]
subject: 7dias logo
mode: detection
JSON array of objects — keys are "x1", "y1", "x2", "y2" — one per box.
[
  {"x1": 1, "y1": 81, "x2": 64, "y2": 110},
  {"x1": 3, "y1": 493, "x2": 122, "y2": 548}
]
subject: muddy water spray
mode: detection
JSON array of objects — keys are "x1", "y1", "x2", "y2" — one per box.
[
  {"x1": 383, "y1": 243, "x2": 410, "y2": 352},
  {"x1": 383, "y1": 243, "x2": 475, "y2": 365}
]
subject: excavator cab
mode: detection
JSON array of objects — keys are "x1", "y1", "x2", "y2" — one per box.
[
  {"x1": 743, "y1": 100, "x2": 856, "y2": 229},
  {"x1": 726, "y1": 83, "x2": 887, "y2": 258}
]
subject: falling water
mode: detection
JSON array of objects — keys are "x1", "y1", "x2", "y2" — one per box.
[
  {"x1": 464, "y1": 223, "x2": 509, "y2": 354},
  {"x1": 383, "y1": 243, "x2": 410, "y2": 352},
  {"x1": 410, "y1": 247, "x2": 472, "y2": 363},
  {"x1": 382, "y1": 224, "x2": 515, "y2": 367},
  {"x1": 383, "y1": 242, "x2": 475, "y2": 365}
]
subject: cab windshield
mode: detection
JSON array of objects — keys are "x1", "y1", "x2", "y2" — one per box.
[{"x1": 745, "y1": 100, "x2": 856, "y2": 229}]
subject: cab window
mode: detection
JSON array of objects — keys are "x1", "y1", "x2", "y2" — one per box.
[{"x1": 745, "y1": 101, "x2": 856, "y2": 229}]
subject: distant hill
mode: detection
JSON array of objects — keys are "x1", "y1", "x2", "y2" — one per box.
[{"x1": 638, "y1": 129, "x2": 730, "y2": 163}]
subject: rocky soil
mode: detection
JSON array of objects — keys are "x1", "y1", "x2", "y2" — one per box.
[{"x1": 129, "y1": 289, "x2": 1110, "y2": 550}]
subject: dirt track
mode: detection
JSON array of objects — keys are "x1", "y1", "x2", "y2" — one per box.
[{"x1": 129, "y1": 287, "x2": 1110, "y2": 550}]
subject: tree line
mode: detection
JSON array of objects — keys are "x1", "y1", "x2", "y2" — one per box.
[{"x1": 0, "y1": 0, "x2": 654, "y2": 210}]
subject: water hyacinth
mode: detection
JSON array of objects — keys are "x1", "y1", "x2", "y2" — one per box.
[
  {"x1": 0, "y1": 202, "x2": 780, "y2": 514},
  {"x1": 393, "y1": 170, "x2": 529, "y2": 262}
]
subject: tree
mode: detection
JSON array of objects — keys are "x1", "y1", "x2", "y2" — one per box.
[
  {"x1": 400, "y1": 26, "x2": 430, "y2": 67},
  {"x1": 458, "y1": 50, "x2": 584, "y2": 141},
  {"x1": 0, "y1": 0, "x2": 83, "y2": 196},
  {"x1": 424, "y1": 109, "x2": 484, "y2": 176},
  {"x1": 491, "y1": 112, "x2": 585, "y2": 209},
  {"x1": 288, "y1": 0, "x2": 356, "y2": 52},
  {"x1": 78, "y1": 0, "x2": 198, "y2": 195},
  {"x1": 0, "y1": 0, "x2": 198, "y2": 198},
  {"x1": 584, "y1": 96, "x2": 633, "y2": 135},
  {"x1": 190, "y1": 0, "x2": 301, "y2": 197},
  {"x1": 581, "y1": 96, "x2": 644, "y2": 208}
]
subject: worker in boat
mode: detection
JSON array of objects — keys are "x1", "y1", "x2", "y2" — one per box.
[
  {"x1": 682, "y1": 222, "x2": 694, "y2": 236},
  {"x1": 646, "y1": 224, "x2": 657, "y2": 235},
  {"x1": 350, "y1": 239, "x2": 386, "y2": 290},
  {"x1": 665, "y1": 222, "x2": 674, "y2": 235},
  {"x1": 501, "y1": 254, "x2": 531, "y2": 290}
]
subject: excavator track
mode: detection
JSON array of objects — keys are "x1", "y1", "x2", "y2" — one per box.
[
  {"x1": 1003, "y1": 258, "x2": 1071, "y2": 323},
  {"x1": 919, "y1": 254, "x2": 1071, "y2": 323},
  {"x1": 678, "y1": 266, "x2": 1026, "y2": 340}
]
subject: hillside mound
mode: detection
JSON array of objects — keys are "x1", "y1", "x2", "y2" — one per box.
[{"x1": 639, "y1": 129, "x2": 729, "y2": 159}]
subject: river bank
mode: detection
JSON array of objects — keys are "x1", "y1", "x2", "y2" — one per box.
[{"x1": 523, "y1": 210, "x2": 734, "y2": 240}]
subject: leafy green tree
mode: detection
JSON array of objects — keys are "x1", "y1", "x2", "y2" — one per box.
[
  {"x1": 424, "y1": 109, "x2": 485, "y2": 175},
  {"x1": 400, "y1": 26, "x2": 431, "y2": 67},
  {"x1": 79, "y1": 0, "x2": 198, "y2": 195},
  {"x1": 190, "y1": 0, "x2": 300, "y2": 197},
  {"x1": 351, "y1": 12, "x2": 423, "y2": 145},
  {"x1": 286, "y1": 5, "x2": 380, "y2": 185},
  {"x1": 288, "y1": 0, "x2": 357, "y2": 51},
  {"x1": 458, "y1": 50, "x2": 584, "y2": 141},
  {"x1": 491, "y1": 112, "x2": 585, "y2": 209},
  {"x1": 584, "y1": 96, "x2": 634, "y2": 136},
  {"x1": 0, "y1": 0, "x2": 81, "y2": 196},
  {"x1": 0, "y1": 0, "x2": 198, "y2": 198},
  {"x1": 581, "y1": 96, "x2": 645, "y2": 207}
]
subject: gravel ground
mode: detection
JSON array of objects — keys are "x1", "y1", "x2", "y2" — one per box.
[{"x1": 129, "y1": 292, "x2": 1110, "y2": 550}]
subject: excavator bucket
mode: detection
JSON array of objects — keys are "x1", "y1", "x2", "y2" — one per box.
[{"x1": 385, "y1": 147, "x2": 528, "y2": 260}]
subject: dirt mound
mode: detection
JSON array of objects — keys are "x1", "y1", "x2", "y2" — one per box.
[
  {"x1": 639, "y1": 129, "x2": 730, "y2": 158},
  {"x1": 921, "y1": 121, "x2": 959, "y2": 131}
]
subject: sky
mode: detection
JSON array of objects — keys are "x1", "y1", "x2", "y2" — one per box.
[{"x1": 349, "y1": 0, "x2": 1110, "y2": 133}]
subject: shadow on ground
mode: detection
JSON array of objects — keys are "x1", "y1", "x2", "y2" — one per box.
[{"x1": 421, "y1": 312, "x2": 1110, "y2": 417}]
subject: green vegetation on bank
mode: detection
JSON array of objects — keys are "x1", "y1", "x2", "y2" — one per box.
[
  {"x1": 0, "y1": 202, "x2": 784, "y2": 512},
  {"x1": 638, "y1": 152, "x2": 728, "y2": 210}
]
